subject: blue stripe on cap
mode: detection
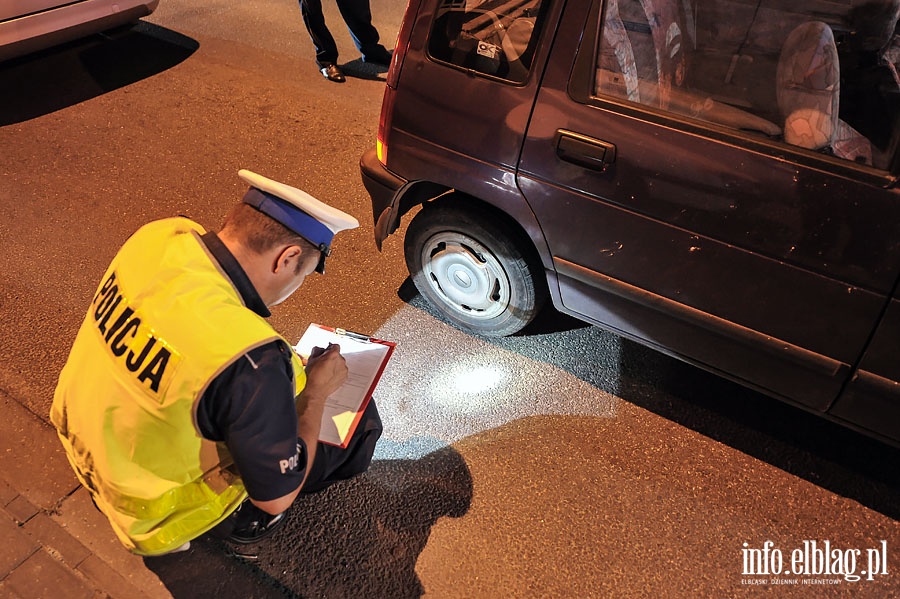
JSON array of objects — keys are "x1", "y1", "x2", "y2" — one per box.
[{"x1": 242, "y1": 187, "x2": 334, "y2": 249}]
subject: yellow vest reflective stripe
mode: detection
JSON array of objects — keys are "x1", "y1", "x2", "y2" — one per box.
[{"x1": 51, "y1": 218, "x2": 306, "y2": 556}]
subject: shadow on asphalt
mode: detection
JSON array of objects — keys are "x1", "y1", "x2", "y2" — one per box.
[
  {"x1": 397, "y1": 279, "x2": 900, "y2": 521},
  {"x1": 0, "y1": 21, "x2": 198, "y2": 126},
  {"x1": 614, "y1": 339, "x2": 900, "y2": 521},
  {"x1": 338, "y1": 58, "x2": 388, "y2": 82},
  {"x1": 144, "y1": 446, "x2": 472, "y2": 598}
]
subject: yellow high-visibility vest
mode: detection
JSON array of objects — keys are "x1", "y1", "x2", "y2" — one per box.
[{"x1": 51, "y1": 218, "x2": 305, "y2": 556}]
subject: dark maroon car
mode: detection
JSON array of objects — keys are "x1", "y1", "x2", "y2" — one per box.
[{"x1": 360, "y1": 0, "x2": 900, "y2": 446}]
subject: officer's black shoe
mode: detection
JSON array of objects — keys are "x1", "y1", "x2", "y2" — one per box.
[{"x1": 227, "y1": 502, "x2": 287, "y2": 545}]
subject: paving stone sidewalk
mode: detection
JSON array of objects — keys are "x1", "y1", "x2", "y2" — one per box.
[{"x1": 0, "y1": 390, "x2": 171, "y2": 599}]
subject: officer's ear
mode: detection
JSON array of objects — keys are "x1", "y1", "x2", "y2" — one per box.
[{"x1": 272, "y1": 245, "x2": 303, "y2": 274}]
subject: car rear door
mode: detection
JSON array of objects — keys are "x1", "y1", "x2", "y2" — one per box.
[
  {"x1": 516, "y1": 0, "x2": 900, "y2": 411},
  {"x1": 830, "y1": 290, "x2": 900, "y2": 443}
]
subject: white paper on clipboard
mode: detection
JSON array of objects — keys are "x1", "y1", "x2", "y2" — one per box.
[{"x1": 294, "y1": 323, "x2": 395, "y2": 447}]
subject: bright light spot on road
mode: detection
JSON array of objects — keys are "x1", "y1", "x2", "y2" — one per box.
[
  {"x1": 452, "y1": 365, "x2": 505, "y2": 394},
  {"x1": 369, "y1": 303, "x2": 621, "y2": 460},
  {"x1": 425, "y1": 362, "x2": 511, "y2": 414}
]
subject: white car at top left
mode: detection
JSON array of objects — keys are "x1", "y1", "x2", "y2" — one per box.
[{"x1": 0, "y1": 0, "x2": 159, "y2": 62}]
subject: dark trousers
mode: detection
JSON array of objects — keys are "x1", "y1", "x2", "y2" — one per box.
[
  {"x1": 299, "y1": 0, "x2": 383, "y2": 66},
  {"x1": 301, "y1": 398, "x2": 382, "y2": 493},
  {"x1": 209, "y1": 400, "x2": 382, "y2": 539}
]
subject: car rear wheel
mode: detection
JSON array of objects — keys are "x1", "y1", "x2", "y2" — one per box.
[{"x1": 404, "y1": 200, "x2": 546, "y2": 336}]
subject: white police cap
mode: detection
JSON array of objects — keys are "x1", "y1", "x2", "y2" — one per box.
[
  {"x1": 239, "y1": 169, "x2": 359, "y2": 237},
  {"x1": 238, "y1": 169, "x2": 359, "y2": 272}
]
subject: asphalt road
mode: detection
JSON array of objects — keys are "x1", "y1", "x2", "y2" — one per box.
[{"x1": 1, "y1": 1, "x2": 899, "y2": 597}]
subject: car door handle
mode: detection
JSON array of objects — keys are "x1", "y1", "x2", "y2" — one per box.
[{"x1": 555, "y1": 130, "x2": 616, "y2": 171}]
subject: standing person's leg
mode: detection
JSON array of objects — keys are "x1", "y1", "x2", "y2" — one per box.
[
  {"x1": 335, "y1": 0, "x2": 392, "y2": 64},
  {"x1": 299, "y1": 0, "x2": 346, "y2": 80}
]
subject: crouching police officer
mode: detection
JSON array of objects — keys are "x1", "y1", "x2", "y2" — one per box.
[{"x1": 50, "y1": 170, "x2": 382, "y2": 556}]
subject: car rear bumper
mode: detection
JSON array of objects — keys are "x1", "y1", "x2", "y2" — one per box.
[
  {"x1": 0, "y1": 0, "x2": 160, "y2": 62},
  {"x1": 360, "y1": 146, "x2": 408, "y2": 249}
]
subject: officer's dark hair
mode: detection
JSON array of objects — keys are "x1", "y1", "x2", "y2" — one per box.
[{"x1": 221, "y1": 202, "x2": 319, "y2": 258}]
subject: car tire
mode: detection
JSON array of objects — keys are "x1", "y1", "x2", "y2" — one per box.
[{"x1": 404, "y1": 200, "x2": 547, "y2": 336}]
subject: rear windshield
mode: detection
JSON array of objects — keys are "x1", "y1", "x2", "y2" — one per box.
[
  {"x1": 593, "y1": 0, "x2": 900, "y2": 170},
  {"x1": 428, "y1": 0, "x2": 551, "y2": 83}
]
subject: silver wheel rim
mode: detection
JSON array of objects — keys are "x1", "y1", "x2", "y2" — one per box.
[{"x1": 420, "y1": 232, "x2": 511, "y2": 320}]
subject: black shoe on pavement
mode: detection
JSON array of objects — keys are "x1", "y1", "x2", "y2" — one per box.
[
  {"x1": 320, "y1": 63, "x2": 345, "y2": 82},
  {"x1": 227, "y1": 501, "x2": 287, "y2": 544},
  {"x1": 362, "y1": 47, "x2": 393, "y2": 66}
]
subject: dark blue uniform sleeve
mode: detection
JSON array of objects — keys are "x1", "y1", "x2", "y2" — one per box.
[{"x1": 196, "y1": 340, "x2": 307, "y2": 502}]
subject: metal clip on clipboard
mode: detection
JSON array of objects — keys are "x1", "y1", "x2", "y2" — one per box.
[{"x1": 334, "y1": 328, "x2": 375, "y2": 343}]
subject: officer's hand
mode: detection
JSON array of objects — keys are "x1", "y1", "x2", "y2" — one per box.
[{"x1": 303, "y1": 343, "x2": 348, "y2": 401}]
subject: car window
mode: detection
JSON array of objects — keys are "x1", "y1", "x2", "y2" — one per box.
[
  {"x1": 427, "y1": 0, "x2": 551, "y2": 83},
  {"x1": 593, "y1": 0, "x2": 900, "y2": 170}
]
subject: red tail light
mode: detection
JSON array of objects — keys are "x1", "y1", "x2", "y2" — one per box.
[
  {"x1": 377, "y1": 0, "x2": 419, "y2": 166},
  {"x1": 376, "y1": 85, "x2": 394, "y2": 165}
]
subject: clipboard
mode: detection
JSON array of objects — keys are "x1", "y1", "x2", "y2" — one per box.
[{"x1": 294, "y1": 323, "x2": 395, "y2": 447}]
